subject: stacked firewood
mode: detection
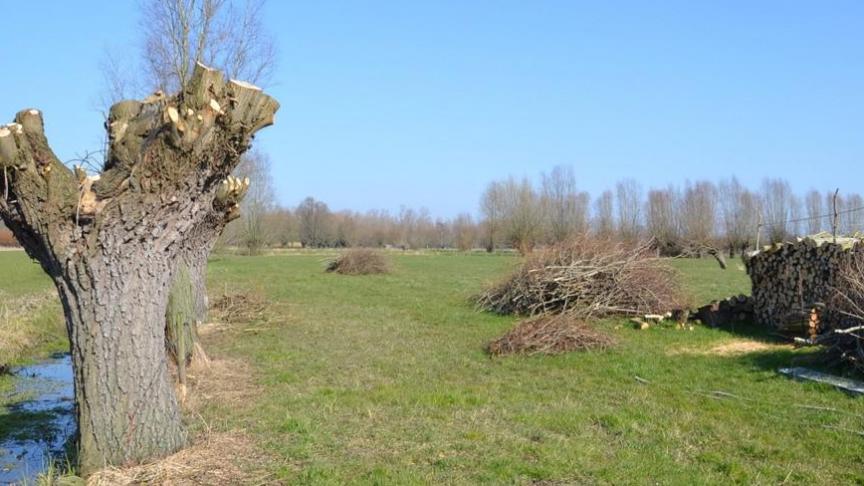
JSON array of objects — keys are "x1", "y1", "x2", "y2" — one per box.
[
  {"x1": 745, "y1": 234, "x2": 862, "y2": 333},
  {"x1": 693, "y1": 294, "x2": 754, "y2": 328}
]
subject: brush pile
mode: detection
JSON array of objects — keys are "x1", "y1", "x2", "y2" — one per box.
[
  {"x1": 326, "y1": 248, "x2": 390, "y2": 275},
  {"x1": 487, "y1": 314, "x2": 615, "y2": 356},
  {"x1": 800, "y1": 248, "x2": 864, "y2": 373},
  {"x1": 210, "y1": 289, "x2": 269, "y2": 324},
  {"x1": 476, "y1": 238, "x2": 687, "y2": 319}
]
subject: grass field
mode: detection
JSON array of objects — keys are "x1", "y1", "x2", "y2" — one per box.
[
  {"x1": 0, "y1": 252, "x2": 65, "y2": 366},
  {"x1": 3, "y1": 250, "x2": 864, "y2": 484}
]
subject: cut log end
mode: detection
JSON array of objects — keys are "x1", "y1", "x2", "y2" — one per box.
[
  {"x1": 208, "y1": 99, "x2": 224, "y2": 115},
  {"x1": 195, "y1": 61, "x2": 219, "y2": 72},
  {"x1": 167, "y1": 106, "x2": 180, "y2": 124},
  {"x1": 16, "y1": 109, "x2": 44, "y2": 135},
  {"x1": 229, "y1": 79, "x2": 262, "y2": 92}
]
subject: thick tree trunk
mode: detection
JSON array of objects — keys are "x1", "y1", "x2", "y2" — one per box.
[
  {"x1": 0, "y1": 64, "x2": 278, "y2": 474},
  {"x1": 57, "y1": 254, "x2": 184, "y2": 473}
]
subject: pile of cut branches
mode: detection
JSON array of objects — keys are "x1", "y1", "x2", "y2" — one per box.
[
  {"x1": 487, "y1": 314, "x2": 615, "y2": 356},
  {"x1": 210, "y1": 288, "x2": 269, "y2": 324},
  {"x1": 476, "y1": 238, "x2": 687, "y2": 319},
  {"x1": 326, "y1": 248, "x2": 390, "y2": 275},
  {"x1": 803, "y1": 246, "x2": 864, "y2": 373}
]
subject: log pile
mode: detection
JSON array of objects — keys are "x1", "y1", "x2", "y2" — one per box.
[
  {"x1": 693, "y1": 294, "x2": 754, "y2": 328},
  {"x1": 744, "y1": 233, "x2": 863, "y2": 333}
]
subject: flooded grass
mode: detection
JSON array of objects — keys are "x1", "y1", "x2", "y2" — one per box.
[{"x1": 0, "y1": 353, "x2": 75, "y2": 484}]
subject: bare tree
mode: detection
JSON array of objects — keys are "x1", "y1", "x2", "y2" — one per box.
[
  {"x1": 232, "y1": 149, "x2": 275, "y2": 254},
  {"x1": 330, "y1": 211, "x2": 358, "y2": 247},
  {"x1": 1, "y1": 67, "x2": 277, "y2": 471},
  {"x1": 540, "y1": 165, "x2": 588, "y2": 243},
  {"x1": 741, "y1": 189, "x2": 762, "y2": 250},
  {"x1": 680, "y1": 180, "x2": 717, "y2": 252},
  {"x1": 846, "y1": 193, "x2": 864, "y2": 234},
  {"x1": 646, "y1": 186, "x2": 681, "y2": 255},
  {"x1": 593, "y1": 190, "x2": 615, "y2": 239},
  {"x1": 761, "y1": 178, "x2": 795, "y2": 243},
  {"x1": 805, "y1": 189, "x2": 824, "y2": 235},
  {"x1": 718, "y1": 177, "x2": 756, "y2": 255},
  {"x1": 452, "y1": 213, "x2": 477, "y2": 251},
  {"x1": 480, "y1": 181, "x2": 505, "y2": 252},
  {"x1": 788, "y1": 193, "x2": 804, "y2": 237},
  {"x1": 615, "y1": 179, "x2": 643, "y2": 242},
  {"x1": 500, "y1": 177, "x2": 542, "y2": 254},
  {"x1": 269, "y1": 207, "x2": 296, "y2": 247},
  {"x1": 137, "y1": 0, "x2": 275, "y2": 94},
  {"x1": 296, "y1": 197, "x2": 332, "y2": 248}
]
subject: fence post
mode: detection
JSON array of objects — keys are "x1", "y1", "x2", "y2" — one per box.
[
  {"x1": 832, "y1": 188, "x2": 840, "y2": 243},
  {"x1": 755, "y1": 216, "x2": 762, "y2": 250}
]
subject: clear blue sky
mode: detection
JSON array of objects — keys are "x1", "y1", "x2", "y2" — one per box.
[{"x1": 1, "y1": 1, "x2": 861, "y2": 217}]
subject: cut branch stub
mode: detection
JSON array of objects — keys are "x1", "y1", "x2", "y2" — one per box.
[
  {"x1": 95, "y1": 62, "x2": 278, "y2": 207},
  {"x1": 214, "y1": 175, "x2": 251, "y2": 221},
  {"x1": 0, "y1": 109, "x2": 78, "y2": 242}
]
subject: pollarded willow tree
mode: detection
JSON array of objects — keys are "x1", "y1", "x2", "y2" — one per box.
[
  {"x1": 0, "y1": 64, "x2": 278, "y2": 473},
  {"x1": 102, "y1": 0, "x2": 277, "y2": 331}
]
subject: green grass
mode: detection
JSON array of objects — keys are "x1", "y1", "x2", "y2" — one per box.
[
  {"x1": 0, "y1": 251, "x2": 54, "y2": 298},
  {"x1": 3, "y1": 251, "x2": 863, "y2": 484},
  {"x1": 668, "y1": 256, "x2": 751, "y2": 305},
  {"x1": 198, "y1": 253, "x2": 864, "y2": 485},
  {"x1": 0, "y1": 251, "x2": 65, "y2": 366}
]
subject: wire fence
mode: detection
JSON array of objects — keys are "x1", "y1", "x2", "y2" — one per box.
[{"x1": 756, "y1": 190, "x2": 864, "y2": 247}]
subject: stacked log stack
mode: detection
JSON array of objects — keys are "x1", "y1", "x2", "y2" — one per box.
[{"x1": 744, "y1": 232, "x2": 863, "y2": 334}]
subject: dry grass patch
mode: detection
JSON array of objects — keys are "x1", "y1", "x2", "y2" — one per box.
[
  {"x1": 487, "y1": 314, "x2": 616, "y2": 356},
  {"x1": 87, "y1": 431, "x2": 274, "y2": 486},
  {"x1": 184, "y1": 357, "x2": 261, "y2": 413},
  {"x1": 669, "y1": 339, "x2": 792, "y2": 357},
  {"x1": 325, "y1": 248, "x2": 390, "y2": 275},
  {"x1": 209, "y1": 288, "x2": 269, "y2": 325}
]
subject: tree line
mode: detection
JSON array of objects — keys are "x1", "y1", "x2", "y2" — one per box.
[{"x1": 222, "y1": 163, "x2": 864, "y2": 255}]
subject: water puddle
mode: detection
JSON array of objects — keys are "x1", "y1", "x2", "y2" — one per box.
[{"x1": 0, "y1": 353, "x2": 75, "y2": 484}]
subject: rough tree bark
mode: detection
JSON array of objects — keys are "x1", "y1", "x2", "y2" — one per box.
[{"x1": 0, "y1": 64, "x2": 277, "y2": 474}]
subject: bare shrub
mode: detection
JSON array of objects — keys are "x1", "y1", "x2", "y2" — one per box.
[
  {"x1": 820, "y1": 246, "x2": 864, "y2": 372},
  {"x1": 325, "y1": 248, "x2": 390, "y2": 275},
  {"x1": 476, "y1": 237, "x2": 688, "y2": 318},
  {"x1": 487, "y1": 314, "x2": 615, "y2": 356}
]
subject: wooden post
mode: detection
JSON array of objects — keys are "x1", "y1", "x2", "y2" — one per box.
[
  {"x1": 755, "y1": 215, "x2": 762, "y2": 251},
  {"x1": 832, "y1": 188, "x2": 839, "y2": 243}
]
